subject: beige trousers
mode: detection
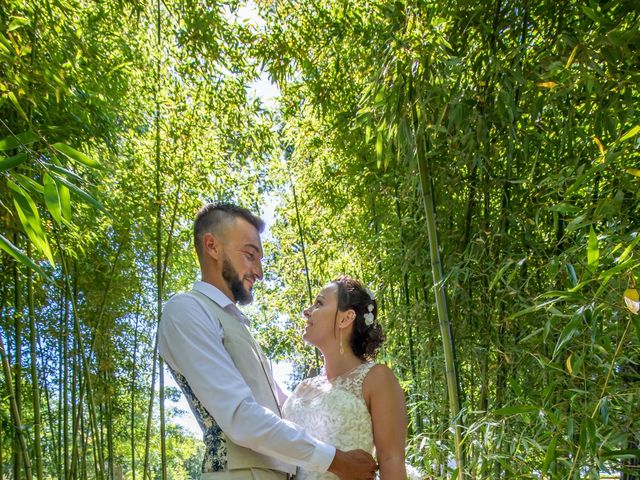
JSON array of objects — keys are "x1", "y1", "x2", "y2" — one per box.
[{"x1": 200, "y1": 469, "x2": 291, "y2": 480}]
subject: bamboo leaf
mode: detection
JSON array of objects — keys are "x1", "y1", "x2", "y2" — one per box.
[
  {"x1": 617, "y1": 234, "x2": 640, "y2": 264},
  {"x1": 0, "y1": 131, "x2": 38, "y2": 151},
  {"x1": 7, "y1": 16, "x2": 30, "y2": 32},
  {"x1": 509, "y1": 297, "x2": 565, "y2": 319},
  {"x1": 587, "y1": 227, "x2": 599, "y2": 268},
  {"x1": 624, "y1": 288, "x2": 639, "y2": 315},
  {"x1": 375, "y1": 130, "x2": 383, "y2": 166},
  {"x1": 565, "y1": 45, "x2": 579, "y2": 68},
  {"x1": 43, "y1": 173, "x2": 62, "y2": 224},
  {"x1": 52, "y1": 142, "x2": 101, "y2": 168},
  {"x1": 619, "y1": 125, "x2": 640, "y2": 143},
  {"x1": 565, "y1": 214, "x2": 587, "y2": 232},
  {"x1": 8, "y1": 92, "x2": 28, "y2": 121},
  {"x1": 565, "y1": 262, "x2": 578, "y2": 287},
  {"x1": 552, "y1": 316, "x2": 581, "y2": 359},
  {"x1": 627, "y1": 168, "x2": 640, "y2": 177},
  {"x1": 580, "y1": 5, "x2": 605, "y2": 23},
  {"x1": 565, "y1": 353, "x2": 573, "y2": 375},
  {"x1": 585, "y1": 417, "x2": 596, "y2": 453},
  {"x1": 0, "y1": 152, "x2": 28, "y2": 171},
  {"x1": 0, "y1": 233, "x2": 52, "y2": 281},
  {"x1": 59, "y1": 183, "x2": 71, "y2": 222},
  {"x1": 13, "y1": 173, "x2": 44, "y2": 195},
  {"x1": 490, "y1": 260, "x2": 513, "y2": 290},
  {"x1": 550, "y1": 203, "x2": 581, "y2": 215},
  {"x1": 9, "y1": 181, "x2": 55, "y2": 265},
  {"x1": 537, "y1": 81, "x2": 557, "y2": 89},
  {"x1": 51, "y1": 173, "x2": 108, "y2": 215},
  {"x1": 593, "y1": 136, "x2": 605, "y2": 160},
  {"x1": 541, "y1": 436, "x2": 557, "y2": 474},
  {"x1": 494, "y1": 405, "x2": 539, "y2": 416},
  {"x1": 633, "y1": 315, "x2": 640, "y2": 343},
  {"x1": 601, "y1": 449, "x2": 640, "y2": 460},
  {"x1": 566, "y1": 163, "x2": 605, "y2": 196},
  {"x1": 44, "y1": 160, "x2": 85, "y2": 183}
]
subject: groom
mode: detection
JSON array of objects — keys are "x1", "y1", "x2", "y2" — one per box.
[{"x1": 158, "y1": 203, "x2": 377, "y2": 480}]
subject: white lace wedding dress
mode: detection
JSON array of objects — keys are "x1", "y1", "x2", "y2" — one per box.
[{"x1": 283, "y1": 362, "x2": 376, "y2": 480}]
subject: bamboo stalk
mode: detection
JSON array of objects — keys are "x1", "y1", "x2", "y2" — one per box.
[
  {"x1": 0, "y1": 325, "x2": 33, "y2": 478},
  {"x1": 70, "y1": 336, "x2": 81, "y2": 480},
  {"x1": 26, "y1": 243, "x2": 44, "y2": 479},
  {"x1": 153, "y1": 0, "x2": 167, "y2": 477},
  {"x1": 0, "y1": 415, "x2": 3, "y2": 479},
  {"x1": 393, "y1": 187, "x2": 421, "y2": 433},
  {"x1": 61, "y1": 282, "x2": 69, "y2": 480},
  {"x1": 142, "y1": 336, "x2": 159, "y2": 480},
  {"x1": 38, "y1": 325, "x2": 60, "y2": 470},
  {"x1": 292, "y1": 183, "x2": 321, "y2": 372},
  {"x1": 60, "y1": 253, "x2": 105, "y2": 480},
  {"x1": 12, "y1": 232, "x2": 22, "y2": 479},
  {"x1": 413, "y1": 99, "x2": 465, "y2": 478},
  {"x1": 131, "y1": 307, "x2": 140, "y2": 480}
]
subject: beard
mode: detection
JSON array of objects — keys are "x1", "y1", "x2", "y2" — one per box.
[{"x1": 222, "y1": 254, "x2": 253, "y2": 305}]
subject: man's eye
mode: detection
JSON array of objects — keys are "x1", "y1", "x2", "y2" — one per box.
[{"x1": 245, "y1": 252, "x2": 255, "y2": 260}]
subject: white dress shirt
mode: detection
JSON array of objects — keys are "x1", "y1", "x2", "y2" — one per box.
[{"x1": 157, "y1": 281, "x2": 335, "y2": 472}]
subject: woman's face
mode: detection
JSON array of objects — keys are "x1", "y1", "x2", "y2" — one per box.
[{"x1": 302, "y1": 283, "x2": 340, "y2": 348}]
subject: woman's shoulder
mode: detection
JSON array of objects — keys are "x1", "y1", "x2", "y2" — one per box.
[{"x1": 362, "y1": 363, "x2": 402, "y2": 393}]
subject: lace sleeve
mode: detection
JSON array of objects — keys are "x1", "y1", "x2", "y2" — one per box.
[{"x1": 334, "y1": 362, "x2": 376, "y2": 398}]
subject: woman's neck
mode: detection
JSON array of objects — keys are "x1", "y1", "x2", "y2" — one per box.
[{"x1": 322, "y1": 346, "x2": 363, "y2": 380}]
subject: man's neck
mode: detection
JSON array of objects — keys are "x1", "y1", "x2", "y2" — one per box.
[{"x1": 200, "y1": 271, "x2": 235, "y2": 303}]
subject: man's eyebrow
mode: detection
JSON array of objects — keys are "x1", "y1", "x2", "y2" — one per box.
[{"x1": 243, "y1": 243, "x2": 262, "y2": 255}]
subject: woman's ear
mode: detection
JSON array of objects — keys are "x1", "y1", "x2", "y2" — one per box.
[{"x1": 339, "y1": 309, "x2": 356, "y2": 328}]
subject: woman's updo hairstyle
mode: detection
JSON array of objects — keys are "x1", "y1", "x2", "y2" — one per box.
[{"x1": 332, "y1": 275, "x2": 385, "y2": 360}]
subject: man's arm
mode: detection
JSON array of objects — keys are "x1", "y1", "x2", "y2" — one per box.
[{"x1": 158, "y1": 293, "x2": 334, "y2": 471}]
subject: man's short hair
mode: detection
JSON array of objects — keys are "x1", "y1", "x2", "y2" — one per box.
[{"x1": 194, "y1": 203, "x2": 265, "y2": 257}]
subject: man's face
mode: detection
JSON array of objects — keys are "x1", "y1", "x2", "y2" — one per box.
[{"x1": 220, "y1": 218, "x2": 264, "y2": 305}]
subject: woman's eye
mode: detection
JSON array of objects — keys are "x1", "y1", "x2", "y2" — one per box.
[{"x1": 245, "y1": 252, "x2": 255, "y2": 260}]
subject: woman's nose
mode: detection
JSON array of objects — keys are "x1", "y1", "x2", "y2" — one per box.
[{"x1": 303, "y1": 307, "x2": 311, "y2": 318}]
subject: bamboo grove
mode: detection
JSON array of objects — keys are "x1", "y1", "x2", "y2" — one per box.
[{"x1": 1, "y1": 0, "x2": 639, "y2": 479}]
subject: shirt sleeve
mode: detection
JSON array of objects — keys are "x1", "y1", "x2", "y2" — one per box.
[
  {"x1": 275, "y1": 382, "x2": 289, "y2": 407},
  {"x1": 157, "y1": 293, "x2": 335, "y2": 472}
]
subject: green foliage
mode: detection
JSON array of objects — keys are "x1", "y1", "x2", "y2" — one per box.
[
  {"x1": 255, "y1": 0, "x2": 640, "y2": 477},
  {"x1": 1, "y1": 0, "x2": 638, "y2": 479},
  {"x1": 1, "y1": 0, "x2": 273, "y2": 477}
]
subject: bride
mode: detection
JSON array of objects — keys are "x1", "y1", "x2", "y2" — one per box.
[{"x1": 283, "y1": 275, "x2": 410, "y2": 479}]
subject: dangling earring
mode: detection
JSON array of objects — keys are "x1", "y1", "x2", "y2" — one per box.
[{"x1": 339, "y1": 328, "x2": 344, "y2": 355}]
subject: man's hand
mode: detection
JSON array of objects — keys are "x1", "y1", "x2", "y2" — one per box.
[{"x1": 328, "y1": 449, "x2": 378, "y2": 480}]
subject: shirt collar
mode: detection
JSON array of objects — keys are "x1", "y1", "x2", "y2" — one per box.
[{"x1": 193, "y1": 281, "x2": 234, "y2": 309}]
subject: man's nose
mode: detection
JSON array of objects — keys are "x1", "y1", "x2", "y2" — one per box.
[{"x1": 254, "y1": 260, "x2": 263, "y2": 280}]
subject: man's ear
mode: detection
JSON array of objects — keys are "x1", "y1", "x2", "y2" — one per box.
[{"x1": 203, "y1": 232, "x2": 222, "y2": 260}]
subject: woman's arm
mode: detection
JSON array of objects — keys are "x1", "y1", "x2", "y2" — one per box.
[{"x1": 364, "y1": 364, "x2": 408, "y2": 479}]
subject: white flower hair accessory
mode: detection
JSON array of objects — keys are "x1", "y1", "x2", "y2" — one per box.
[{"x1": 363, "y1": 304, "x2": 375, "y2": 326}]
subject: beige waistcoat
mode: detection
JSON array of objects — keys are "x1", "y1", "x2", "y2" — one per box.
[{"x1": 191, "y1": 291, "x2": 296, "y2": 478}]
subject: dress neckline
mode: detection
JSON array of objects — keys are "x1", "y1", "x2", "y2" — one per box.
[{"x1": 324, "y1": 361, "x2": 369, "y2": 382}]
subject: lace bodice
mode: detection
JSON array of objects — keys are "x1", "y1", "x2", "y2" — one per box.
[{"x1": 283, "y1": 362, "x2": 376, "y2": 480}]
